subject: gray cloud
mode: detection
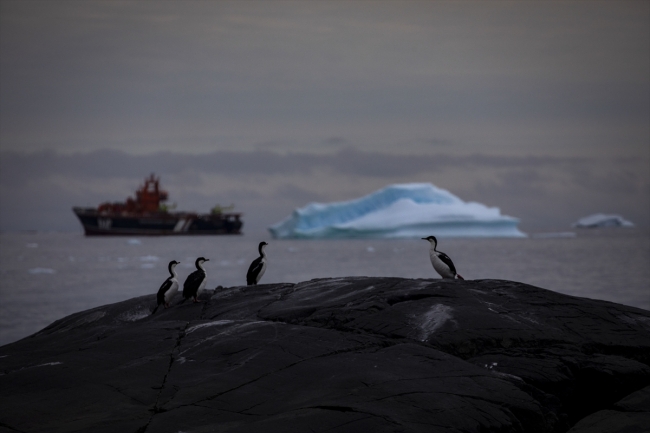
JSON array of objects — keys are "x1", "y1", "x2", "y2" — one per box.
[
  {"x1": 320, "y1": 137, "x2": 350, "y2": 148},
  {"x1": 0, "y1": 148, "x2": 592, "y2": 183},
  {"x1": 1, "y1": 149, "x2": 647, "y2": 232}
]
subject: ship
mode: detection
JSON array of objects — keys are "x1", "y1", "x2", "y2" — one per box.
[{"x1": 73, "y1": 174, "x2": 243, "y2": 236}]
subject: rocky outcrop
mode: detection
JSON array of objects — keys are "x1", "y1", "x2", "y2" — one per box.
[{"x1": 1, "y1": 277, "x2": 649, "y2": 433}]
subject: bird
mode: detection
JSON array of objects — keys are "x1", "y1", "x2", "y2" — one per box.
[
  {"x1": 180, "y1": 257, "x2": 209, "y2": 303},
  {"x1": 246, "y1": 241, "x2": 268, "y2": 285},
  {"x1": 152, "y1": 260, "x2": 180, "y2": 313},
  {"x1": 422, "y1": 236, "x2": 464, "y2": 280}
]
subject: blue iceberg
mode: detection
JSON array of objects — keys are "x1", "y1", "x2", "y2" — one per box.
[{"x1": 268, "y1": 183, "x2": 526, "y2": 239}]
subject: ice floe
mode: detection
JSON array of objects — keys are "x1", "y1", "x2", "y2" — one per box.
[
  {"x1": 531, "y1": 232, "x2": 577, "y2": 239},
  {"x1": 572, "y1": 213, "x2": 634, "y2": 228}
]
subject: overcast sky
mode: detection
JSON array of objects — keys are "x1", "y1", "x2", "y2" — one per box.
[{"x1": 1, "y1": 1, "x2": 648, "y2": 233}]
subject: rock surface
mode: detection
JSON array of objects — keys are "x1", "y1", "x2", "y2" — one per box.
[{"x1": 1, "y1": 277, "x2": 649, "y2": 433}]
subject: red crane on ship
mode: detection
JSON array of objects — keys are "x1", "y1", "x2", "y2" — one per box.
[{"x1": 98, "y1": 174, "x2": 169, "y2": 215}]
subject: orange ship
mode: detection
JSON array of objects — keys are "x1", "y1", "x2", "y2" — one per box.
[{"x1": 73, "y1": 174, "x2": 242, "y2": 236}]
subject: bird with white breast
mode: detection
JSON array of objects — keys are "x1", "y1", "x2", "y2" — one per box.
[
  {"x1": 152, "y1": 260, "x2": 180, "y2": 313},
  {"x1": 246, "y1": 241, "x2": 268, "y2": 285},
  {"x1": 181, "y1": 257, "x2": 209, "y2": 303},
  {"x1": 422, "y1": 236, "x2": 464, "y2": 280}
]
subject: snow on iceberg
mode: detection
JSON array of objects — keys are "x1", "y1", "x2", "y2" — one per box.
[
  {"x1": 572, "y1": 213, "x2": 634, "y2": 228},
  {"x1": 268, "y1": 183, "x2": 526, "y2": 239}
]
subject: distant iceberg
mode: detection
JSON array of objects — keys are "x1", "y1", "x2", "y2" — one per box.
[
  {"x1": 572, "y1": 213, "x2": 634, "y2": 228},
  {"x1": 269, "y1": 183, "x2": 526, "y2": 239}
]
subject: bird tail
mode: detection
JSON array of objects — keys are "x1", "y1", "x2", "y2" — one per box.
[
  {"x1": 177, "y1": 297, "x2": 188, "y2": 306},
  {"x1": 151, "y1": 305, "x2": 159, "y2": 315},
  {"x1": 456, "y1": 274, "x2": 465, "y2": 280}
]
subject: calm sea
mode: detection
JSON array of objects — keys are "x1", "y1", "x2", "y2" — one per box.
[{"x1": 1, "y1": 229, "x2": 648, "y2": 346}]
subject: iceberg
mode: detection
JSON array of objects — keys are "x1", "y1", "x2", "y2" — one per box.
[
  {"x1": 572, "y1": 213, "x2": 634, "y2": 228},
  {"x1": 268, "y1": 183, "x2": 526, "y2": 239}
]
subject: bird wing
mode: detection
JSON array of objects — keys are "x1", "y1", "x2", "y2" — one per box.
[
  {"x1": 183, "y1": 270, "x2": 205, "y2": 298},
  {"x1": 437, "y1": 252, "x2": 457, "y2": 275},
  {"x1": 246, "y1": 257, "x2": 263, "y2": 285},
  {"x1": 157, "y1": 278, "x2": 172, "y2": 305}
]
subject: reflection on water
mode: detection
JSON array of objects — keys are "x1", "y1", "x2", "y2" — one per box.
[{"x1": 1, "y1": 229, "x2": 648, "y2": 346}]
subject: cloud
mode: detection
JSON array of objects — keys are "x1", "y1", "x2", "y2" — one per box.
[
  {"x1": 0, "y1": 148, "x2": 591, "y2": 183},
  {"x1": 320, "y1": 137, "x2": 350, "y2": 148},
  {"x1": 1, "y1": 149, "x2": 647, "y2": 232}
]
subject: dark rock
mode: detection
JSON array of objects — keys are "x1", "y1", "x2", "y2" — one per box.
[
  {"x1": 1, "y1": 277, "x2": 649, "y2": 433},
  {"x1": 566, "y1": 386, "x2": 650, "y2": 433}
]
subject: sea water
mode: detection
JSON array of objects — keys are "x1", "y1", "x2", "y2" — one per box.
[{"x1": 1, "y1": 229, "x2": 648, "y2": 346}]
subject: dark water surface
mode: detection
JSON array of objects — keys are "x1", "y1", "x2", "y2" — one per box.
[{"x1": 1, "y1": 229, "x2": 648, "y2": 346}]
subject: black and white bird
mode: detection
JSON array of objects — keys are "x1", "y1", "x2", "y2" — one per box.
[
  {"x1": 152, "y1": 260, "x2": 180, "y2": 313},
  {"x1": 246, "y1": 241, "x2": 268, "y2": 285},
  {"x1": 422, "y1": 236, "x2": 464, "y2": 280},
  {"x1": 180, "y1": 257, "x2": 209, "y2": 303}
]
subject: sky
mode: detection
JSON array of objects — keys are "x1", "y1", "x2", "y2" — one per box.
[{"x1": 1, "y1": 1, "x2": 648, "y2": 233}]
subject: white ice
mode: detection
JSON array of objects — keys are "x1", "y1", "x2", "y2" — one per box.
[
  {"x1": 572, "y1": 213, "x2": 634, "y2": 228},
  {"x1": 269, "y1": 183, "x2": 526, "y2": 239}
]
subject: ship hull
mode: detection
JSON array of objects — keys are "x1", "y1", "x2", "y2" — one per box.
[{"x1": 73, "y1": 208, "x2": 243, "y2": 236}]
